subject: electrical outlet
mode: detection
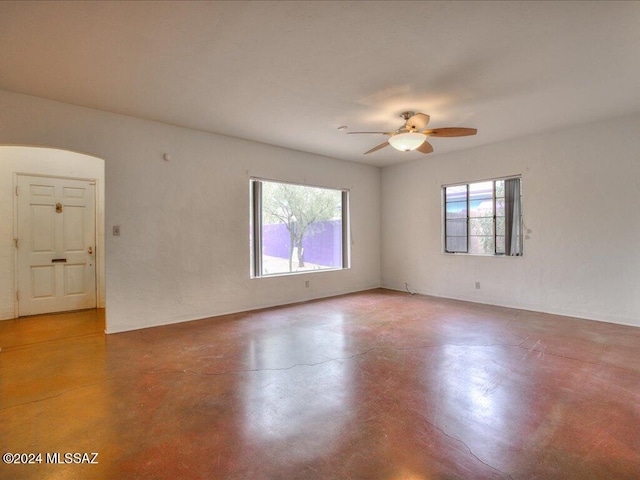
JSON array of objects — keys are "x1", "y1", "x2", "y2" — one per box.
[
  {"x1": 475, "y1": 281, "x2": 480, "y2": 289},
  {"x1": 113, "y1": 225, "x2": 121, "y2": 236}
]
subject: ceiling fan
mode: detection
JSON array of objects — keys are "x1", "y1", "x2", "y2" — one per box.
[{"x1": 348, "y1": 111, "x2": 477, "y2": 154}]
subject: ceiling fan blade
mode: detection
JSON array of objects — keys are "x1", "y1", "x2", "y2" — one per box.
[
  {"x1": 406, "y1": 113, "x2": 430, "y2": 131},
  {"x1": 364, "y1": 141, "x2": 390, "y2": 154},
  {"x1": 416, "y1": 140, "x2": 434, "y2": 154},
  {"x1": 422, "y1": 127, "x2": 477, "y2": 137},
  {"x1": 347, "y1": 131, "x2": 393, "y2": 135}
]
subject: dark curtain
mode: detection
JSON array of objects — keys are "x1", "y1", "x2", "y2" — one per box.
[{"x1": 504, "y1": 178, "x2": 521, "y2": 256}]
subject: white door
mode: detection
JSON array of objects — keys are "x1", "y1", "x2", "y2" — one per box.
[{"x1": 17, "y1": 175, "x2": 96, "y2": 316}]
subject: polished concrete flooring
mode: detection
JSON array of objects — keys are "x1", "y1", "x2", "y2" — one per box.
[{"x1": 1, "y1": 289, "x2": 640, "y2": 479}]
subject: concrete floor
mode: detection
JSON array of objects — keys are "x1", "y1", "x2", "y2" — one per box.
[{"x1": 1, "y1": 289, "x2": 639, "y2": 479}]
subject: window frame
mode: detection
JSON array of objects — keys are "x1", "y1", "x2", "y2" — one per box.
[
  {"x1": 250, "y1": 178, "x2": 350, "y2": 278},
  {"x1": 443, "y1": 176, "x2": 523, "y2": 256}
]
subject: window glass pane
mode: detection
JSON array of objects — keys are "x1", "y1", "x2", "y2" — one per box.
[
  {"x1": 469, "y1": 181, "x2": 493, "y2": 201},
  {"x1": 469, "y1": 217, "x2": 494, "y2": 236},
  {"x1": 469, "y1": 199, "x2": 493, "y2": 217},
  {"x1": 495, "y1": 180, "x2": 505, "y2": 197},
  {"x1": 446, "y1": 219, "x2": 467, "y2": 238},
  {"x1": 495, "y1": 199, "x2": 505, "y2": 217},
  {"x1": 446, "y1": 236, "x2": 467, "y2": 253},
  {"x1": 495, "y1": 216, "x2": 505, "y2": 236},
  {"x1": 445, "y1": 185, "x2": 467, "y2": 204},
  {"x1": 260, "y1": 181, "x2": 343, "y2": 276},
  {"x1": 496, "y1": 235, "x2": 505, "y2": 254},
  {"x1": 446, "y1": 201, "x2": 467, "y2": 219},
  {"x1": 469, "y1": 236, "x2": 495, "y2": 254}
]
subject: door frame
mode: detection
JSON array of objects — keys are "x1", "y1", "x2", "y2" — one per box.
[{"x1": 13, "y1": 172, "x2": 104, "y2": 317}]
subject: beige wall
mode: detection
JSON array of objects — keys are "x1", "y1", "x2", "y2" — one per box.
[{"x1": 0, "y1": 89, "x2": 381, "y2": 332}]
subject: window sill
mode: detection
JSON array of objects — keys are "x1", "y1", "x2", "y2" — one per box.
[
  {"x1": 252, "y1": 266, "x2": 349, "y2": 279},
  {"x1": 442, "y1": 252, "x2": 523, "y2": 258}
]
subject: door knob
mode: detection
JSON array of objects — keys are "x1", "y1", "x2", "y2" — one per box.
[{"x1": 88, "y1": 246, "x2": 93, "y2": 255}]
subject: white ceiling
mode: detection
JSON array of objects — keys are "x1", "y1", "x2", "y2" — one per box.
[{"x1": 1, "y1": 1, "x2": 639, "y2": 167}]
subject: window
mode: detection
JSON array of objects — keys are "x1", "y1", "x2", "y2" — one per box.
[
  {"x1": 444, "y1": 177, "x2": 522, "y2": 256},
  {"x1": 251, "y1": 179, "x2": 350, "y2": 277}
]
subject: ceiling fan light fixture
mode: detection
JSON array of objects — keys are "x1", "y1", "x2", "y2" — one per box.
[{"x1": 388, "y1": 132, "x2": 427, "y2": 152}]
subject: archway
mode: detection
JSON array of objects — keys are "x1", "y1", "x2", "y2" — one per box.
[{"x1": 0, "y1": 145, "x2": 106, "y2": 332}]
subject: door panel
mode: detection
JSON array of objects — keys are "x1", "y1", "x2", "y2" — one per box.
[
  {"x1": 63, "y1": 206, "x2": 86, "y2": 251},
  {"x1": 17, "y1": 175, "x2": 96, "y2": 316},
  {"x1": 32, "y1": 205, "x2": 56, "y2": 251},
  {"x1": 31, "y1": 266, "x2": 55, "y2": 298},
  {"x1": 64, "y1": 264, "x2": 86, "y2": 295}
]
